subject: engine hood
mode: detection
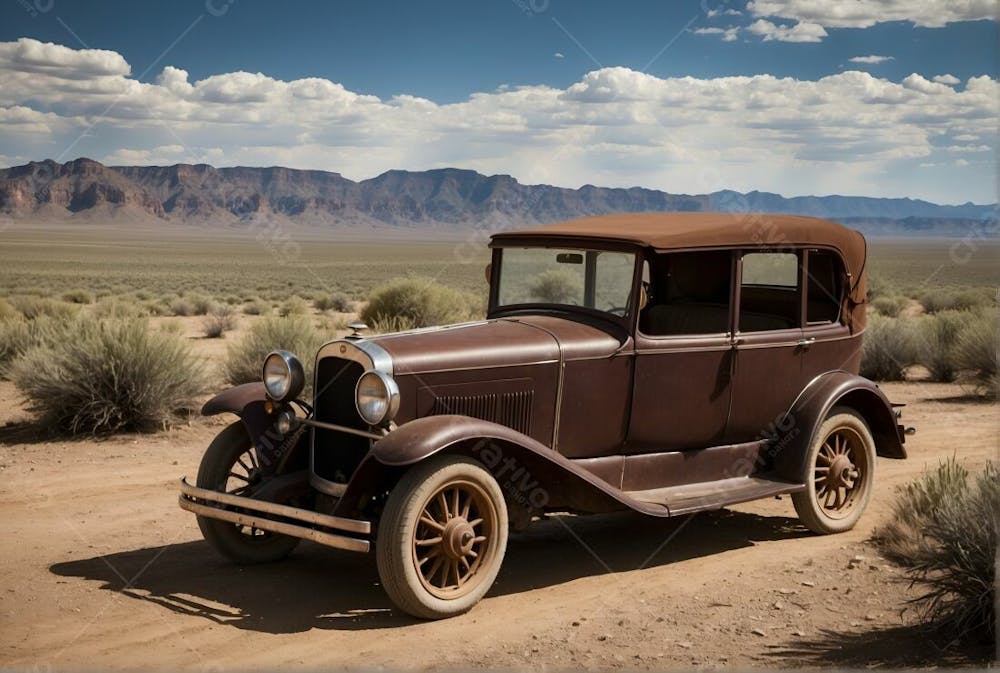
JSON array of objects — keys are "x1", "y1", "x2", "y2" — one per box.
[{"x1": 366, "y1": 316, "x2": 625, "y2": 375}]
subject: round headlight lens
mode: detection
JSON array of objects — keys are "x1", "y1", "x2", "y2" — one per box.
[
  {"x1": 262, "y1": 350, "x2": 305, "y2": 402},
  {"x1": 355, "y1": 370, "x2": 400, "y2": 426}
]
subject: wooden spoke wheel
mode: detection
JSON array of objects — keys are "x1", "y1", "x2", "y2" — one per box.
[
  {"x1": 377, "y1": 456, "x2": 508, "y2": 619},
  {"x1": 793, "y1": 408, "x2": 876, "y2": 534}
]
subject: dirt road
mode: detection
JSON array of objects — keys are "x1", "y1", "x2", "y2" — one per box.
[{"x1": 0, "y1": 380, "x2": 995, "y2": 670}]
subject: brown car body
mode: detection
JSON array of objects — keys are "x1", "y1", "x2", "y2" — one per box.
[{"x1": 180, "y1": 212, "x2": 906, "y2": 618}]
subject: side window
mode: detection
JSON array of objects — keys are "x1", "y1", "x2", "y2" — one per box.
[
  {"x1": 806, "y1": 249, "x2": 845, "y2": 325},
  {"x1": 639, "y1": 250, "x2": 732, "y2": 336},
  {"x1": 739, "y1": 252, "x2": 800, "y2": 332}
]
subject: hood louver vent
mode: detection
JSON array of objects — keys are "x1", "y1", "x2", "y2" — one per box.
[{"x1": 430, "y1": 390, "x2": 534, "y2": 435}]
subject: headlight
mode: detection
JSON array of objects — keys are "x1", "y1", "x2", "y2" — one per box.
[
  {"x1": 355, "y1": 370, "x2": 400, "y2": 426},
  {"x1": 262, "y1": 350, "x2": 305, "y2": 402}
]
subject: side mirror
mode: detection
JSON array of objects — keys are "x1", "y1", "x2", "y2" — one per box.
[{"x1": 484, "y1": 263, "x2": 492, "y2": 285}]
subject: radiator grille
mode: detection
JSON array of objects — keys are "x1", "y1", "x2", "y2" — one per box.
[{"x1": 430, "y1": 390, "x2": 533, "y2": 435}]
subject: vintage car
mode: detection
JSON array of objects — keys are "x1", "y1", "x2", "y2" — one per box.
[{"x1": 179, "y1": 212, "x2": 907, "y2": 619}]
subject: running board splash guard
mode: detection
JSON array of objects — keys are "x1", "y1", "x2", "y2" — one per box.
[{"x1": 178, "y1": 478, "x2": 371, "y2": 553}]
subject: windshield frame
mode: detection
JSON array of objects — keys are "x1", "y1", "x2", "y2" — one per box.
[{"x1": 487, "y1": 240, "x2": 643, "y2": 329}]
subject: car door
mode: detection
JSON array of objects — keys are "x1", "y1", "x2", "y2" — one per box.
[
  {"x1": 724, "y1": 249, "x2": 806, "y2": 442},
  {"x1": 626, "y1": 249, "x2": 735, "y2": 454}
]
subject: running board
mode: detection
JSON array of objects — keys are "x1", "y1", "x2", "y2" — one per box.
[{"x1": 624, "y1": 475, "x2": 805, "y2": 516}]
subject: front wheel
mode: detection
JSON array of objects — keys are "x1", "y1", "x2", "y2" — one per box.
[
  {"x1": 376, "y1": 455, "x2": 508, "y2": 619},
  {"x1": 792, "y1": 407, "x2": 876, "y2": 534},
  {"x1": 195, "y1": 422, "x2": 300, "y2": 563}
]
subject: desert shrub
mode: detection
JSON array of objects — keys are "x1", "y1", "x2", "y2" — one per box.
[
  {"x1": 919, "y1": 288, "x2": 993, "y2": 314},
  {"x1": 187, "y1": 293, "x2": 216, "y2": 316},
  {"x1": 915, "y1": 310, "x2": 971, "y2": 383},
  {"x1": 242, "y1": 299, "x2": 271, "y2": 316},
  {"x1": 92, "y1": 297, "x2": 148, "y2": 320},
  {"x1": 955, "y1": 310, "x2": 999, "y2": 397},
  {"x1": 0, "y1": 298, "x2": 16, "y2": 321},
  {"x1": 360, "y1": 278, "x2": 475, "y2": 329},
  {"x1": 62, "y1": 289, "x2": 94, "y2": 305},
  {"x1": 870, "y1": 294, "x2": 909, "y2": 318},
  {"x1": 7, "y1": 317, "x2": 207, "y2": 434},
  {"x1": 865, "y1": 274, "x2": 893, "y2": 301},
  {"x1": 314, "y1": 292, "x2": 353, "y2": 313},
  {"x1": 528, "y1": 269, "x2": 583, "y2": 304},
  {"x1": 874, "y1": 459, "x2": 998, "y2": 644},
  {"x1": 369, "y1": 314, "x2": 417, "y2": 334},
  {"x1": 169, "y1": 298, "x2": 195, "y2": 317},
  {"x1": 202, "y1": 306, "x2": 238, "y2": 338},
  {"x1": 144, "y1": 299, "x2": 170, "y2": 316},
  {"x1": 860, "y1": 314, "x2": 918, "y2": 381},
  {"x1": 279, "y1": 296, "x2": 310, "y2": 317},
  {"x1": 10, "y1": 296, "x2": 79, "y2": 321},
  {"x1": 222, "y1": 315, "x2": 325, "y2": 390}
]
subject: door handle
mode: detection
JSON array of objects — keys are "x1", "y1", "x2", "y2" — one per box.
[{"x1": 796, "y1": 337, "x2": 816, "y2": 348}]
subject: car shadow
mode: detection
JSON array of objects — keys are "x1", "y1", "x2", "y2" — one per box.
[{"x1": 50, "y1": 508, "x2": 807, "y2": 634}]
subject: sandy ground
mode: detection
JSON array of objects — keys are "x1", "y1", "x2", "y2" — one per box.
[{"x1": 0, "y1": 342, "x2": 996, "y2": 670}]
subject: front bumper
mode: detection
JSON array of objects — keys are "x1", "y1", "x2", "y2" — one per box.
[{"x1": 178, "y1": 478, "x2": 371, "y2": 553}]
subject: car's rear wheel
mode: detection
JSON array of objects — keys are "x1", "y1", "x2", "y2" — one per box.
[
  {"x1": 376, "y1": 455, "x2": 508, "y2": 619},
  {"x1": 195, "y1": 421, "x2": 300, "y2": 563},
  {"x1": 792, "y1": 407, "x2": 876, "y2": 534}
]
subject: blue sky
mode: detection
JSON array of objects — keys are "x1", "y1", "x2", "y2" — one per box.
[{"x1": 0, "y1": 0, "x2": 997, "y2": 203}]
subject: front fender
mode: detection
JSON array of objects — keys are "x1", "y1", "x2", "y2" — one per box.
[
  {"x1": 771, "y1": 371, "x2": 906, "y2": 483},
  {"x1": 201, "y1": 383, "x2": 304, "y2": 473},
  {"x1": 334, "y1": 415, "x2": 668, "y2": 520}
]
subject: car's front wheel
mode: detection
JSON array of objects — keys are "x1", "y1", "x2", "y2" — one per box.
[
  {"x1": 195, "y1": 422, "x2": 300, "y2": 563},
  {"x1": 792, "y1": 407, "x2": 876, "y2": 534},
  {"x1": 376, "y1": 455, "x2": 508, "y2": 619}
]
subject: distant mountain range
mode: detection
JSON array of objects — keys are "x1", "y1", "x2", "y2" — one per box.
[{"x1": 0, "y1": 158, "x2": 995, "y2": 237}]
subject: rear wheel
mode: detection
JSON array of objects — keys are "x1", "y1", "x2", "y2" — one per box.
[
  {"x1": 792, "y1": 407, "x2": 876, "y2": 534},
  {"x1": 195, "y1": 422, "x2": 300, "y2": 563},
  {"x1": 376, "y1": 455, "x2": 508, "y2": 619}
]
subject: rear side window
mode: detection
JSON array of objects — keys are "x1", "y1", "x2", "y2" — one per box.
[
  {"x1": 806, "y1": 249, "x2": 845, "y2": 325},
  {"x1": 739, "y1": 252, "x2": 800, "y2": 331}
]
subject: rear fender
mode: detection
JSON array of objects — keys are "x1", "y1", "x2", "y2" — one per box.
[
  {"x1": 770, "y1": 371, "x2": 906, "y2": 483},
  {"x1": 333, "y1": 415, "x2": 662, "y2": 520},
  {"x1": 201, "y1": 382, "x2": 306, "y2": 473}
]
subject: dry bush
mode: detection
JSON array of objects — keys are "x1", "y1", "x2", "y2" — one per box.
[
  {"x1": 369, "y1": 314, "x2": 417, "y2": 334},
  {"x1": 62, "y1": 289, "x2": 94, "y2": 305},
  {"x1": 0, "y1": 316, "x2": 70, "y2": 377},
  {"x1": 242, "y1": 299, "x2": 271, "y2": 316},
  {"x1": 870, "y1": 294, "x2": 909, "y2": 318},
  {"x1": 955, "y1": 309, "x2": 999, "y2": 397},
  {"x1": 202, "y1": 306, "x2": 239, "y2": 338},
  {"x1": 279, "y1": 296, "x2": 310, "y2": 317},
  {"x1": 92, "y1": 297, "x2": 148, "y2": 320},
  {"x1": 0, "y1": 298, "x2": 16, "y2": 321},
  {"x1": 919, "y1": 288, "x2": 993, "y2": 314},
  {"x1": 528, "y1": 269, "x2": 582, "y2": 304},
  {"x1": 10, "y1": 296, "x2": 80, "y2": 321},
  {"x1": 360, "y1": 278, "x2": 476, "y2": 329},
  {"x1": 169, "y1": 298, "x2": 196, "y2": 316},
  {"x1": 915, "y1": 310, "x2": 971, "y2": 383},
  {"x1": 187, "y1": 293, "x2": 216, "y2": 316},
  {"x1": 860, "y1": 313, "x2": 918, "y2": 381},
  {"x1": 874, "y1": 459, "x2": 998, "y2": 645},
  {"x1": 222, "y1": 315, "x2": 325, "y2": 391},
  {"x1": 314, "y1": 292, "x2": 352, "y2": 313},
  {"x1": 8, "y1": 317, "x2": 207, "y2": 434}
]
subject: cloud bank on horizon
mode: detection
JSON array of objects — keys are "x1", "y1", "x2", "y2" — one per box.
[{"x1": 0, "y1": 0, "x2": 997, "y2": 206}]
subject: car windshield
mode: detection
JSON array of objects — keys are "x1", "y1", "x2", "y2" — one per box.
[{"x1": 494, "y1": 247, "x2": 636, "y2": 318}]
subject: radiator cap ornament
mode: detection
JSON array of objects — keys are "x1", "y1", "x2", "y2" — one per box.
[{"x1": 347, "y1": 321, "x2": 368, "y2": 339}]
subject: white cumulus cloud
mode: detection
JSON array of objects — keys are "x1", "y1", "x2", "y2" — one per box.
[
  {"x1": 0, "y1": 38, "x2": 996, "y2": 203},
  {"x1": 932, "y1": 74, "x2": 961, "y2": 86},
  {"x1": 747, "y1": 19, "x2": 828, "y2": 42},
  {"x1": 747, "y1": 0, "x2": 997, "y2": 28}
]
